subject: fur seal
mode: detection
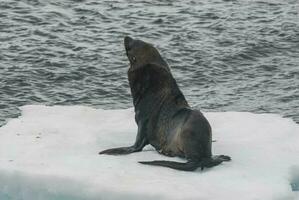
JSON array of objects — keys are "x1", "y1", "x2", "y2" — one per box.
[{"x1": 99, "y1": 36, "x2": 231, "y2": 171}]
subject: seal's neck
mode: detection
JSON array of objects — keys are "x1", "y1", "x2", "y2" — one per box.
[{"x1": 128, "y1": 64, "x2": 189, "y2": 110}]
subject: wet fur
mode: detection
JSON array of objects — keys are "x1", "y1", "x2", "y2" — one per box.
[{"x1": 99, "y1": 37, "x2": 231, "y2": 171}]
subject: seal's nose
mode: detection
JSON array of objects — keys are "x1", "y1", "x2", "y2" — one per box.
[{"x1": 124, "y1": 36, "x2": 134, "y2": 51}]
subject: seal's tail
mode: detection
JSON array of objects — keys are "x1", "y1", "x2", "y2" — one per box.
[{"x1": 139, "y1": 155, "x2": 231, "y2": 171}]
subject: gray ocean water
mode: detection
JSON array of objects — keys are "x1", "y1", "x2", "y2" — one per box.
[{"x1": 0, "y1": 0, "x2": 298, "y2": 126}]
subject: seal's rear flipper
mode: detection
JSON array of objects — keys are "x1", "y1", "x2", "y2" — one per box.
[
  {"x1": 139, "y1": 160, "x2": 199, "y2": 171},
  {"x1": 139, "y1": 155, "x2": 231, "y2": 171},
  {"x1": 200, "y1": 155, "x2": 231, "y2": 170}
]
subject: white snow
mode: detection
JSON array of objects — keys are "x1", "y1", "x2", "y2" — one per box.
[{"x1": 0, "y1": 105, "x2": 298, "y2": 200}]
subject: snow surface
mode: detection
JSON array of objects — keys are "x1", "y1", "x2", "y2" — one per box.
[{"x1": 0, "y1": 105, "x2": 298, "y2": 200}]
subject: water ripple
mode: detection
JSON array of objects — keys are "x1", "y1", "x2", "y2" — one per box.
[{"x1": 0, "y1": 0, "x2": 298, "y2": 126}]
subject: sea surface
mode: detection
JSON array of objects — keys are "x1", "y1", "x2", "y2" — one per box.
[{"x1": 0, "y1": 0, "x2": 299, "y2": 126}]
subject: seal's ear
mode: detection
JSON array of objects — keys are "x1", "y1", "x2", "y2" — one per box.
[
  {"x1": 143, "y1": 63, "x2": 166, "y2": 71},
  {"x1": 141, "y1": 63, "x2": 173, "y2": 89},
  {"x1": 128, "y1": 63, "x2": 172, "y2": 89},
  {"x1": 144, "y1": 63, "x2": 171, "y2": 77},
  {"x1": 147, "y1": 61, "x2": 170, "y2": 71}
]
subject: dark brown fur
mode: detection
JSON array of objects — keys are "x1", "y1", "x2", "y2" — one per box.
[{"x1": 99, "y1": 36, "x2": 230, "y2": 171}]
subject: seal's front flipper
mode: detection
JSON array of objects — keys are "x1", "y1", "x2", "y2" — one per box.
[
  {"x1": 99, "y1": 120, "x2": 148, "y2": 155},
  {"x1": 99, "y1": 146, "x2": 136, "y2": 155}
]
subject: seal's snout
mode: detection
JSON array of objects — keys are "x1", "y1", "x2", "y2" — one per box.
[{"x1": 124, "y1": 36, "x2": 134, "y2": 51}]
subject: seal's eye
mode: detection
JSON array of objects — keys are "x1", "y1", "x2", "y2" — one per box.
[{"x1": 131, "y1": 56, "x2": 136, "y2": 63}]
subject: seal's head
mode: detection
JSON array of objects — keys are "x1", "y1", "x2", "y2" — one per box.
[{"x1": 124, "y1": 36, "x2": 169, "y2": 71}]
